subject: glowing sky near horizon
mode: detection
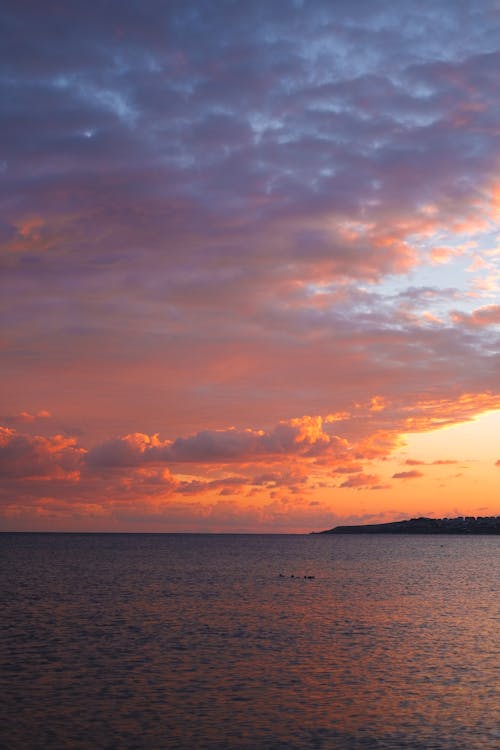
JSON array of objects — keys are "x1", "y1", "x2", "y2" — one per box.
[{"x1": 1, "y1": 0, "x2": 500, "y2": 531}]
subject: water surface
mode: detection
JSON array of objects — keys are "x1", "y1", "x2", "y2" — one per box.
[{"x1": 1, "y1": 533, "x2": 498, "y2": 749}]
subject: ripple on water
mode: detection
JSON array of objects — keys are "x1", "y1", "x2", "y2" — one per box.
[{"x1": 0, "y1": 533, "x2": 498, "y2": 749}]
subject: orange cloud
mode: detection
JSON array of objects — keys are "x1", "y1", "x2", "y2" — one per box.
[
  {"x1": 369, "y1": 396, "x2": 386, "y2": 412},
  {"x1": 339, "y1": 472, "x2": 383, "y2": 489},
  {"x1": 354, "y1": 429, "x2": 403, "y2": 459},
  {"x1": 2, "y1": 387, "x2": 499, "y2": 531},
  {"x1": 405, "y1": 458, "x2": 457, "y2": 466},
  {"x1": 87, "y1": 416, "x2": 347, "y2": 466},
  {"x1": 402, "y1": 392, "x2": 500, "y2": 433},
  {"x1": 0, "y1": 426, "x2": 84, "y2": 479},
  {"x1": 325, "y1": 411, "x2": 351, "y2": 423},
  {"x1": 430, "y1": 245, "x2": 464, "y2": 265}
]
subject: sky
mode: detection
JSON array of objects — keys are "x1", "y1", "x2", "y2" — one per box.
[{"x1": 2, "y1": 0, "x2": 500, "y2": 532}]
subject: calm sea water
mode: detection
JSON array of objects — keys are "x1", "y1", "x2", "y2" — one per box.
[{"x1": 1, "y1": 533, "x2": 498, "y2": 750}]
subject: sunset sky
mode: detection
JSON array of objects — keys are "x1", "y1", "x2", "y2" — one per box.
[{"x1": 2, "y1": 0, "x2": 500, "y2": 531}]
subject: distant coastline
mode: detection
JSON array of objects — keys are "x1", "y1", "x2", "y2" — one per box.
[{"x1": 316, "y1": 516, "x2": 500, "y2": 534}]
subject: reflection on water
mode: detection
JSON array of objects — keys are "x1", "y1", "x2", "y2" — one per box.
[{"x1": 1, "y1": 533, "x2": 499, "y2": 749}]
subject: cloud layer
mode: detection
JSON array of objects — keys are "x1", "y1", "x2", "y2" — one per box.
[{"x1": 1, "y1": 1, "x2": 500, "y2": 529}]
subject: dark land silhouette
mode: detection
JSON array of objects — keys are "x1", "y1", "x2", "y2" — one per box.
[{"x1": 317, "y1": 516, "x2": 500, "y2": 534}]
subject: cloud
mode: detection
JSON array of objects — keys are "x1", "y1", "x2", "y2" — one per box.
[
  {"x1": 87, "y1": 416, "x2": 349, "y2": 467},
  {"x1": 401, "y1": 393, "x2": 500, "y2": 433},
  {"x1": 405, "y1": 458, "x2": 457, "y2": 466},
  {"x1": 339, "y1": 473, "x2": 382, "y2": 489},
  {"x1": 2, "y1": 3, "x2": 500, "y2": 529},
  {"x1": 0, "y1": 426, "x2": 84, "y2": 479},
  {"x1": 176, "y1": 476, "x2": 248, "y2": 496},
  {"x1": 3, "y1": 4, "x2": 500, "y2": 292},
  {"x1": 0, "y1": 410, "x2": 51, "y2": 426},
  {"x1": 451, "y1": 305, "x2": 500, "y2": 327},
  {"x1": 354, "y1": 430, "x2": 403, "y2": 460},
  {"x1": 332, "y1": 464, "x2": 364, "y2": 474},
  {"x1": 392, "y1": 470, "x2": 424, "y2": 480},
  {"x1": 86, "y1": 433, "x2": 171, "y2": 467}
]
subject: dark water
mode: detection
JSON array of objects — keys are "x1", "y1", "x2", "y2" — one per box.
[{"x1": 1, "y1": 533, "x2": 498, "y2": 750}]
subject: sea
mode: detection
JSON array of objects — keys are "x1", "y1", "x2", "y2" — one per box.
[{"x1": 1, "y1": 532, "x2": 498, "y2": 750}]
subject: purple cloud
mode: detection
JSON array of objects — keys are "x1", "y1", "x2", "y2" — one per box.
[{"x1": 392, "y1": 470, "x2": 424, "y2": 480}]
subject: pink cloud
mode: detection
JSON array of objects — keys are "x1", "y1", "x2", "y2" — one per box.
[
  {"x1": 451, "y1": 305, "x2": 500, "y2": 327},
  {"x1": 0, "y1": 410, "x2": 51, "y2": 426}
]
